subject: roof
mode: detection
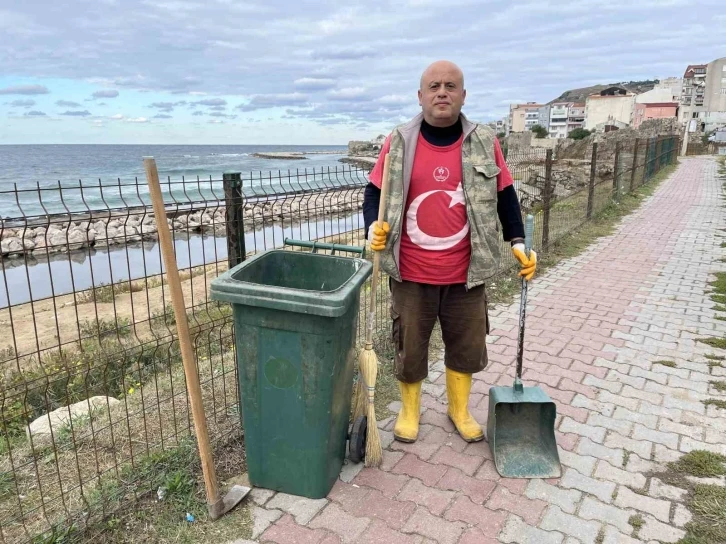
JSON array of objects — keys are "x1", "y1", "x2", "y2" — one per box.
[
  {"x1": 641, "y1": 102, "x2": 678, "y2": 108},
  {"x1": 683, "y1": 64, "x2": 707, "y2": 78}
]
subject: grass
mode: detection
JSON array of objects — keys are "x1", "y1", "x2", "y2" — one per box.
[
  {"x1": 704, "y1": 354, "x2": 725, "y2": 361},
  {"x1": 595, "y1": 527, "x2": 605, "y2": 544},
  {"x1": 623, "y1": 450, "x2": 631, "y2": 469},
  {"x1": 629, "y1": 513, "x2": 644, "y2": 538},
  {"x1": 668, "y1": 451, "x2": 726, "y2": 478},
  {"x1": 697, "y1": 337, "x2": 726, "y2": 350},
  {"x1": 681, "y1": 484, "x2": 726, "y2": 544},
  {"x1": 654, "y1": 360, "x2": 677, "y2": 368},
  {"x1": 710, "y1": 381, "x2": 726, "y2": 392},
  {"x1": 703, "y1": 399, "x2": 726, "y2": 410}
]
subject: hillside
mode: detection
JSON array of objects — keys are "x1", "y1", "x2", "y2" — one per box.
[{"x1": 551, "y1": 80, "x2": 658, "y2": 103}]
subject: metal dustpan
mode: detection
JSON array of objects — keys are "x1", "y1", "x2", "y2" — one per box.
[{"x1": 487, "y1": 215, "x2": 562, "y2": 479}]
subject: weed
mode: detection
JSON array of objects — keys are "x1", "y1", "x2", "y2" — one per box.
[
  {"x1": 623, "y1": 450, "x2": 631, "y2": 468},
  {"x1": 705, "y1": 354, "x2": 725, "y2": 361},
  {"x1": 79, "y1": 317, "x2": 132, "y2": 339},
  {"x1": 703, "y1": 399, "x2": 726, "y2": 410},
  {"x1": 595, "y1": 527, "x2": 605, "y2": 544},
  {"x1": 710, "y1": 381, "x2": 726, "y2": 392},
  {"x1": 697, "y1": 337, "x2": 726, "y2": 350},
  {"x1": 668, "y1": 451, "x2": 726, "y2": 478},
  {"x1": 629, "y1": 513, "x2": 644, "y2": 537},
  {"x1": 683, "y1": 484, "x2": 726, "y2": 543},
  {"x1": 654, "y1": 360, "x2": 677, "y2": 368}
]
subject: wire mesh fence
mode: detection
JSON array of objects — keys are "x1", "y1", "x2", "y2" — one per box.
[{"x1": 0, "y1": 137, "x2": 679, "y2": 542}]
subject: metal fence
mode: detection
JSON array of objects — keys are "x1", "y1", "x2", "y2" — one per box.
[{"x1": 0, "y1": 137, "x2": 679, "y2": 542}]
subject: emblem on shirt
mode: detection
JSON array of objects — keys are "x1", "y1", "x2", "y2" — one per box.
[
  {"x1": 406, "y1": 182, "x2": 469, "y2": 250},
  {"x1": 433, "y1": 166, "x2": 450, "y2": 182}
]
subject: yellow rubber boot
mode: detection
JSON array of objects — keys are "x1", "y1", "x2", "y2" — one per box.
[
  {"x1": 446, "y1": 368, "x2": 485, "y2": 443},
  {"x1": 393, "y1": 380, "x2": 422, "y2": 443}
]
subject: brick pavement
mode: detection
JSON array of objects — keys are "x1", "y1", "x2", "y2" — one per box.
[{"x1": 230, "y1": 157, "x2": 726, "y2": 544}]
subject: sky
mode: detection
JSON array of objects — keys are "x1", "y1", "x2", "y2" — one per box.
[{"x1": 1, "y1": 0, "x2": 725, "y2": 145}]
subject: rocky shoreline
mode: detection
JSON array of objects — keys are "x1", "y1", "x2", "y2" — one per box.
[{"x1": 0, "y1": 188, "x2": 364, "y2": 259}]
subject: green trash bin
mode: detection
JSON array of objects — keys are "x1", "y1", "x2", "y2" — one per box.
[{"x1": 210, "y1": 249, "x2": 372, "y2": 499}]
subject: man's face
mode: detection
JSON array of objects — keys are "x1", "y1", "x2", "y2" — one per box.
[{"x1": 418, "y1": 64, "x2": 466, "y2": 127}]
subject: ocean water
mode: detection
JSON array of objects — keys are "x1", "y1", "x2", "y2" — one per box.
[{"x1": 0, "y1": 144, "x2": 354, "y2": 219}]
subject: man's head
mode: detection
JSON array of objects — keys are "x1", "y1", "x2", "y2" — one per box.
[{"x1": 418, "y1": 60, "x2": 466, "y2": 127}]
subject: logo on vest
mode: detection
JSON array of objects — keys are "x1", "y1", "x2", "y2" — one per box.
[
  {"x1": 433, "y1": 166, "x2": 450, "y2": 182},
  {"x1": 406, "y1": 183, "x2": 469, "y2": 251}
]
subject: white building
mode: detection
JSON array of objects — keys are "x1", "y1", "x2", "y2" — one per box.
[
  {"x1": 585, "y1": 87, "x2": 636, "y2": 131},
  {"x1": 548, "y1": 102, "x2": 570, "y2": 138}
]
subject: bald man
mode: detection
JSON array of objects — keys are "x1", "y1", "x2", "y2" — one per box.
[{"x1": 363, "y1": 60, "x2": 536, "y2": 444}]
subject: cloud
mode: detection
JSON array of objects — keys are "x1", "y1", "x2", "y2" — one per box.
[
  {"x1": 110, "y1": 113, "x2": 125, "y2": 119},
  {"x1": 192, "y1": 98, "x2": 227, "y2": 107},
  {"x1": 236, "y1": 93, "x2": 309, "y2": 111},
  {"x1": 0, "y1": 84, "x2": 50, "y2": 95},
  {"x1": 294, "y1": 77, "x2": 336, "y2": 91},
  {"x1": 149, "y1": 100, "x2": 186, "y2": 112},
  {"x1": 327, "y1": 87, "x2": 370, "y2": 101},
  {"x1": 192, "y1": 110, "x2": 204, "y2": 116},
  {"x1": 61, "y1": 110, "x2": 92, "y2": 116},
  {"x1": 25, "y1": 110, "x2": 47, "y2": 116},
  {"x1": 56, "y1": 100, "x2": 82, "y2": 107},
  {"x1": 208, "y1": 119, "x2": 224, "y2": 124},
  {"x1": 209, "y1": 112, "x2": 236, "y2": 118},
  {"x1": 153, "y1": 113, "x2": 172, "y2": 118},
  {"x1": 311, "y1": 45, "x2": 376, "y2": 60},
  {"x1": 126, "y1": 117, "x2": 148, "y2": 123},
  {"x1": 92, "y1": 89, "x2": 119, "y2": 99},
  {"x1": 9, "y1": 99, "x2": 35, "y2": 107}
]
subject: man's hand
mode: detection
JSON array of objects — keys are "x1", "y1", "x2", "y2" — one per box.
[
  {"x1": 370, "y1": 221, "x2": 390, "y2": 252},
  {"x1": 512, "y1": 243, "x2": 537, "y2": 281}
]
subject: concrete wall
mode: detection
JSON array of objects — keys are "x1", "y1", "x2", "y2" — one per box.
[
  {"x1": 635, "y1": 88, "x2": 676, "y2": 104},
  {"x1": 585, "y1": 95, "x2": 635, "y2": 130},
  {"x1": 705, "y1": 57, "x2": 726, "y2": 113}
]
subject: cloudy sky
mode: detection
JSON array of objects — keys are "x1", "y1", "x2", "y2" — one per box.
[{"x1": 2, "y1": 0, "x2": 725, "y2": 145}]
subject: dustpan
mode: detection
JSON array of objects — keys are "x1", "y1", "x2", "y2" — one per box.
[{"x1": 487, "y1": 214, "x2": 562, "y2": 479}]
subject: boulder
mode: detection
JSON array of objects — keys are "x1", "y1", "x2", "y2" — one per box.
[
  {"x1": 1, "y1": 237, "x2": 24, "y2": 254},
  {"x1": 26, "y1": 396, "x2": 120, "y2": 443}
]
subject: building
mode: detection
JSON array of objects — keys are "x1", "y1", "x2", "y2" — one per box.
[
  {"x1": 508, "y1": 102, "x2": 545, "y2": 133},
  {"x1": 567, "y1": 103, "x2": 586, "y2": 134},
  {"x1": 655, "y1": 77, "x2": 683, "y2": 102},
  {"x1": 679, "y1": 64, "x2": 707, "y2": 123},
  {"x1": 538, "y1": 104, "x2": 551, "y2": 131},
  {"x1": 548, "y1": 102, "x2": 570, "y2": 138},
  {"x1": 495, "y1": 116, "x2": 508, "y2": 135},
  {"x1": 703, "y1": 57, "x2": 726, "y2": 131},
  {"x1": 585, "y1": 87, "x2": 636, "y2": 131},
  {"x1": 636, "y1": 87, "x2": 678, "y2": 105},
  {"x1": 633, "y1": 102, "x2": 678, "y2": 128}
]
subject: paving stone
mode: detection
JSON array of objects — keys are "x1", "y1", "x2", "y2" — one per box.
[
  {"x1": 559, "y1": 417, "x2": 607, "y2": 443},
  {"x1": 673, "y1": 503, "x2": 693, "y2": 527},
  {"x1": 308, "y1": 503, "x2": 369, "y2": 543},
  {"x1": 525, "y1": 479, "x2": 581, "y2": 514},
  {"x1": 621, "y1": 385, "x2": 662, "y2": 405},
  {"x1": 266, "y1": 493, "x2": 328, "y2": 525},
  {"x1": 587, "y1": 413, "x2": 634, "y2": 436},
  {"x1": 640, "y1": 401, "x2": 682, "y2": 421},
  {"x1": 401, "y1": 506, "x2": 465, "y2": 544},
  {"x1": 443, "y1": 495, "x2": 508, "y2": 533},
  {"x1": 577, "y1": 437, "x2": 625, "y2": 466},
  {"x1": 436, "y1": 466, "x2": 496, "y2": 504},
  {"x1": 459, "y1": 527, "x2": 499, "y2": 544},
  {"x1": 540, "y1": 506, "x2": 600, "y2": 543},
  {"x1": 500, "y1": 515, "x2": 564, "y2": 544},
  {"x1": 352, "y1": 468, "x2": 408, "y2": 498},
  {"x1": 339, "y1": 460, "x2": 365, "y2": 484},
  {"x1": 639, "y1": 514, "x2": 686, "y2": 543},
  {"x1": 391, "y1": 453, "x2": 448, "y2": 486},
  {"x1": 598, "y1": 391, "x2": 640, "y2": 412},
  {"x1": 430, "y1": 445, "x2": 483, "y2": 476},
  {"x1": 583, "y1": 374, "x2": 624, "y2": 394},
  {"x1": 680, "y1": 436, "x2": 726, "y2": 455},
  {"x1": 251, "y1": 506, "x2": 283, "y2": 539},
  {"x1": 486, "y1": 484, "x2": 548, "y2": 524},
  {"x1": 397, "y1": 478, "x2": 455, "y2": 516},
  {"x1": 250, "y1": 487, "x2": 276, "y2": 506},
  {"x1": 602, "y1": 525, "x2": 641, "y2": 544},
  {"x1": 558, "y1": 448, "x2": 597, "y2": 476},
  {"x1": 578, "y1": 496, "x2": 632, "y2": 534},
  {"x1": 653, "y1": 444, "x2": 682, "y2": 463},
  {"x1": 594, "y1": 461, "x2": 646, "y2": 488},
  {"x1": 614, "y1": 487, "x2": 670, "y2": 522},
  {"x1": 649, "y1": 478, "x2": 687, "y2": 501},
  {"x1": 354, "y1": 520, "x2": 422, "y2": 544},
  {"x1": 611, "y1": 406, "x2": 658, "y2": 429},
  {"x1": 603, "y1": 432, "x2": 652, "y2": 460},
  {"x1": 632, "y1": 423, "x2": 679, "y2": 449},
  {"x1": 571, "y1": 394, "x2": 616, "y2": 416},
  {"x1": 560, "y1": 468, "x2": 617, "y2": 503},
  {"x1": 260, "y1": 513, "x2": 334, "y2": 544}
]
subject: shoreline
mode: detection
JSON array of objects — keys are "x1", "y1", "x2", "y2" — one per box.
[{"x1": 0, "y1": 187, "x2": 364, "y2": 260}]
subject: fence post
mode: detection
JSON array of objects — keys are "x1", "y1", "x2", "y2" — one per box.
[
  {"x1": 586, "y1": 143, "x2": 597, "y2": 219},
  {"x1": 654, "y1": 137, "x2": 662, "y2": 174},
  {"x1": 629, "y1": 138, "x2": 639, "y2": 192},
  {"x1": 223, "y1": 172, "x2": 245, "y2": 268},
  {"x1": 643, "y1": 138, "x2": 652, "y2": 185},
  {"x1": 612, "y1": 141, "x2": 621, "y2": 198},
  {"x1": 542, "y1": 149, "x2": 553, "y2": 248}
]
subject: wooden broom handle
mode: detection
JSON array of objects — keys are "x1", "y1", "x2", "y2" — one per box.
[
  {"x1": 143, "y1": 158, "x2": 220, "y2": 508},
  {"x1": 365, "y1": 153, "x2": 391, "y2": 347}
]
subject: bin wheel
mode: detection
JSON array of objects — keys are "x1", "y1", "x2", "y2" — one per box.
[{"x1": 349, "y1": 415, "x2": 367, "y2": 464}]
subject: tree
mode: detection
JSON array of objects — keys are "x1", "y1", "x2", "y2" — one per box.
[
  {"x1": 568, "y1": 128, "x2": 591, "y2": 140},
  {"x1": 530, "y1": 124, "x2": 548, "y2": 139}
]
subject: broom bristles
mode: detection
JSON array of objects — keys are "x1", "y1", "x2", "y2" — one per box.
[
  {"x1": 353, "y1": 348, "x2": 376, "y2": 421},
  {"x1": 359, "y1": 347, "x2": 382, "y2": 467}
]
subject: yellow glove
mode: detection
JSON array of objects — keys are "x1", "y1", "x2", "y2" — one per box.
[
  {"x1": 370, "y1": 221, "x2": 390, "y2": 252},
  {"x1": 512, "y1": 243, "x2": 537, "y2": 281}
]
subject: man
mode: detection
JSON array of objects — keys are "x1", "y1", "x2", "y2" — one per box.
[{"x1": 362, "y1": 60, "x2": 536, "y2": 443}]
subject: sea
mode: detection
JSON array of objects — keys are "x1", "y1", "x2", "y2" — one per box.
[
  {"x1": 0, "y1": 145, "x2": 365, "y2": 307},
  {"x1": 0, "y1": 144, "x2": 353, "y2": 219}
]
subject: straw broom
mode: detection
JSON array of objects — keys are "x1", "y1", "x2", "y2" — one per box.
[{"x1": 354, "y1": 153, "x2": 391, "y2": 467}]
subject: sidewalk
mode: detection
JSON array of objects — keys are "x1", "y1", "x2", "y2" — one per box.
[{"x1": 234, "y1": 156, "x2": 726, "y2": 544}]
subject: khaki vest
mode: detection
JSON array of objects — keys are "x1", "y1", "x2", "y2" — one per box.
[{"x1": 379, "y1": 112, "x2": 502, "y2": 289}]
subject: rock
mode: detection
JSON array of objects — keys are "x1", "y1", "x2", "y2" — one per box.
[
  {"x1": 106, "y1": 226, "x2": 118, "y2": 240},
  {"x1": 252, "y1": 152, "x2": 307, "y2": 160},
  {"x1": 138, "y1": 223, "x2": 157, "y2": 235},
  {"x1": 1, "y1": 237, "x2": 24, "y2": 254},
  {"x1": 107, "y1": 219, "x2": 122, "y2": 229},
  {"x1": 67, "y1": 229, "x2": 91, "y2": 247},
  {"x1": 21, "y1": 238, "x2": 35, "y2": 250},
  {"x1": 142, "y1": 215, "x2": 155, "y2": 225},
  {"x1": 33, "y1": 227, "x2": 47, "y2": 237},
  {"x1": 1, "y1": 229, "x2": 18, "y2": 241},
  {"x1": 34, "y1": 236, "x2": 47, "y2": 249},
  {"x1": 50, "y1": 231, "x2": 68, "y2": 247},
  {"x1": 27, "y1": 396, "x2": 120, "y2": 443}
]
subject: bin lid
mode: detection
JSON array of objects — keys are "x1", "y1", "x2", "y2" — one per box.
[{"x1": 210, "y1": 250, "x2": 373, "y2": 317}]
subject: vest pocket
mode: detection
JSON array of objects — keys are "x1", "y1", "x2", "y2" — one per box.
[{"x1": 472, "y1": 163, "x2": 499, "y2": 202}]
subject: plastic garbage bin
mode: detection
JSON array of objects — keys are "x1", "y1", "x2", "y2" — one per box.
[{"x1": 210, "y1": 249, "x2": 373, "y2": 499}]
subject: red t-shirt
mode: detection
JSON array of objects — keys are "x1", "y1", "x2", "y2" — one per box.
[{"x1": 369, "y1": 131, "x2": 513, "y2": 285}]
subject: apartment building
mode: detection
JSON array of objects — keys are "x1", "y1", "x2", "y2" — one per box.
[
  {"x1": 679, "y1": 64, "x2": 707, "y2": 123},
  {"x1": 567, "y1": 103, "x2": 585, "y2": 134},
  {"x1": 508, "y1": 102, "x2": 545, "y2": 133},
  {"x1": 585, "y1": 87, "x2": 636, "y2": 131},
  {"x1": 548, "y1": 102, "x2": 570, "y2": 138}
]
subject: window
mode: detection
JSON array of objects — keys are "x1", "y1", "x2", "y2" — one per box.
[{"x1": 721, "y1": 88, "x2": 726, "y2": 95}]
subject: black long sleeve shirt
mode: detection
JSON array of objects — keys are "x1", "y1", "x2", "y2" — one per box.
[{"x1": 362, "y1": 119, "x2": 525, "y2": 243}]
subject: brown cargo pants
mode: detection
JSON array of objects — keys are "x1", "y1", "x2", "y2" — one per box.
[{"x1": 390, "y1": 279, "x2": 490, "y2": 383}]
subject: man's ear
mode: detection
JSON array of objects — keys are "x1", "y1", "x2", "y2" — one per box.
[
  {"x1": 418, "y1": 89, "x2": 423, "y2": 106},
  {"x1": 462, "y1": 89, "x2": 466, "y2": 106}
]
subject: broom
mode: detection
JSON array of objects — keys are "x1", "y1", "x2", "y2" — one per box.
[{"x1": 354, "y1": 153, "x2": 391, "y2": 467}]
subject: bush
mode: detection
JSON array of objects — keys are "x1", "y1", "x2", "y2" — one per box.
[
  {"x1": 530, "y1": 125, "x2": 548, "y2": 139},
  {"x1": 569, "y1": 128, "x2": 591, "y2": 140}
]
